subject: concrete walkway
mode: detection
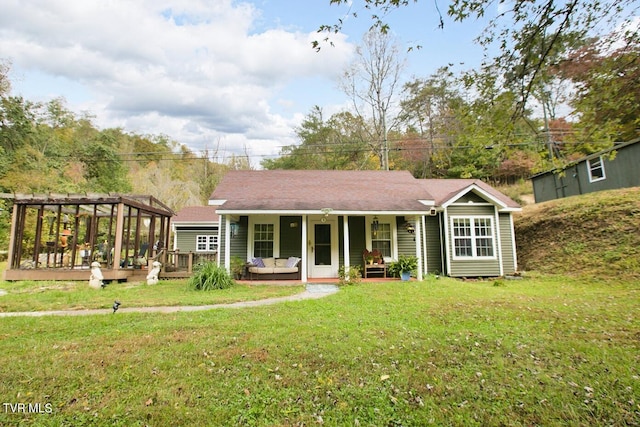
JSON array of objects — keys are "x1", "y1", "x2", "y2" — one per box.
[{"x1": 0, "y1": 284, "x2": 339, "y2": 318}]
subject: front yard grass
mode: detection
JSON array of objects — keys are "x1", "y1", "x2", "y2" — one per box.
[
  {"x1": 0, "y1": 274, "x2": 638, "y2": 426},
  {"x1": 0, "y1": 278, "x2": 303, "y2": 313}
]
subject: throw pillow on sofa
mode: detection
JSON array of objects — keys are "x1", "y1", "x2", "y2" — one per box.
[{"x1": 286, "y1": 257, "x2": 300, "y2": 268}]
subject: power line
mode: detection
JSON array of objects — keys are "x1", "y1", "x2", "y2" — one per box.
[{"x1": 42, "y1": 135, "x2": 618, "y2": 164}]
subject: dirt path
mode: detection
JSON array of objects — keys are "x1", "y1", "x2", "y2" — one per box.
[{"x1": 0, "y1": 284, "x2": 339, "y2": 318}]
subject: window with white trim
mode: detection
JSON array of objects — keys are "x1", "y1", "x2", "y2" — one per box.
[
  {"x1": 371, "y1": 222, "x2": 392, "y2": 258},
  {"x1": 196, "y1": 235, "x2": 217, "y2": 252},
  {"x1": 587, "y1": 156, "x2": 606, "y2": 182},
  {"x1": 253, "y1": 223, "x2": 274, "y2": 258},
  {"x1": 452, "y1": 217, "x2": 495, "y2": 258}
]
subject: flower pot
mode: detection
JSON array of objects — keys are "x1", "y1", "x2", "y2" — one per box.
[{"x1": 400, "y1": 271, "x2": 411, "y2": 281}]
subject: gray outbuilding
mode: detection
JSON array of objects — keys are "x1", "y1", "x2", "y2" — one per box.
[{"x1": 531, "y1": 138, "x2": 640, "y2": 203}]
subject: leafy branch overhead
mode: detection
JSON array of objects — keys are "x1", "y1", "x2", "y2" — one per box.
[{"x1": 318, "y1": 0, "x2": 639, "y2": 109}]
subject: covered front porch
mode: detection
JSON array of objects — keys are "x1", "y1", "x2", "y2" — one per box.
[{"x1": 219, "y1": 212, "x2": 426, "y2": 282}]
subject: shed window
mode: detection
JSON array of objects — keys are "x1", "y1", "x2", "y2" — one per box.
[
  {"x1": 196, "y1": 235, "x2": 217, "y2": 252},
  {"x1": 587, "y1": 156, "x2": 606, "y2": 182},
  {"x1": 452, "y1": 217, "x2": 495, "y2": 259},
  {"x1": 253, "y1": 223, "x2": 274, "y2": 258}
]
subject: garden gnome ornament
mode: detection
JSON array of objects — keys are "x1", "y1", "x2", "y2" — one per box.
[
  {"x1": 89, "y1": 261, "x2": 104, "y2": 289},
  {"x1": 146, "y1": 261, "x2": 161, "y2": 285}
]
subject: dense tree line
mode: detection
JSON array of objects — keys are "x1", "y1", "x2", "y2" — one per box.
[
  {"x1": 0, "y1": 95, "x2": 230, "y2": 205},
  {"x1": 267, "y1": 29, "x2": 639, "y2": 179}
]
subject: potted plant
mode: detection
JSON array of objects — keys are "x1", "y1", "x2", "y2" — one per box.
[
  {"x1": 390, "y1": 255, "x2": 418, "y2": 281},
  {"x1": 230, "y1": 256, "x2": 246, "y2": 280}
]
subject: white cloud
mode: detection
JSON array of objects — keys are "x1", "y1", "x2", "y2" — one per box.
[{"x1": 0, "y1": 0, "x2": 354, "y2": 159}]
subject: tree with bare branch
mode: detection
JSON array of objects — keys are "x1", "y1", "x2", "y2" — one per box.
[{"x1": 340, "y1": 29, "x2": 406, "y2": 170}]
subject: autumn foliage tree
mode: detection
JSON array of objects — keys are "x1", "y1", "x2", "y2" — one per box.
[{"x1": 558, "y1": 31, "x2": 640, "y2": 145}]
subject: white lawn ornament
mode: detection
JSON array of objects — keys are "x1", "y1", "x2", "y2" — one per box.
[
  {"x1": 146, "y1": 261, "x2": 161, "y2": 285},
  {"x1": 89, "y1": 261, "x2": 104, "y2": 289}
]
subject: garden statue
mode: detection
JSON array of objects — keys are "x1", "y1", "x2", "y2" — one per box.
[
  {"x1": 146, "y1": 261, "x2": 161, "y2": 285},
  {"x1": 89, "y1": 261, "x2": 104, "y2": 289}
]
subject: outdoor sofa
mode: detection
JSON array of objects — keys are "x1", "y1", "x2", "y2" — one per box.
[{"x1": 247, "y1": 257, "x2": 301, "y2": 280}]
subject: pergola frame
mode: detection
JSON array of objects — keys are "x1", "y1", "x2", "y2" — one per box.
[{"x1": 3, "y1": 193, "x2": 174, "y2": 281}]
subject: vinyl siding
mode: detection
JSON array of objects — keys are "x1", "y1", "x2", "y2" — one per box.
[
  {"x1": 532, "y1": 140, "x2": 640, "y2": 202},
  {"x1": 424, "y1": 214, "x2": 443, "y2": 275},
  {"x1": 174, "y1": 227, "x2": 218, "y2": 253},
  {"x1": 348, "y1": 216, "x2": 366, "y2": 269},
  {"x1": 499, "y1": 213, "x2": 516, "y2": 275},
  {"x1": 447, "y1": 205, "x2": 501, "y2": 277},
  {"x1": 456, "y1": 192, "x2": 488, "y2": 203},
  {"x1": 219, "y1": 215, "x2": 248, "y2": 266},
  {"x1": 175, "y1": 230, "x2": 198, "y2": 253},
  {"x1": 396, "y1": 216, "x2": 415, "y2": 257}
]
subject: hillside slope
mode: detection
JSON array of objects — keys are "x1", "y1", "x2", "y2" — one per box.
[{"x1": 514, "y1": 187, "x2": 640, "y2": 279}]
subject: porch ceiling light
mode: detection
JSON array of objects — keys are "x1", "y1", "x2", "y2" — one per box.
[{"x1": 321, "y1": 208, "x2": 332, "y2": 223}]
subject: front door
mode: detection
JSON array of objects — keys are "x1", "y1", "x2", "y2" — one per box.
[{"x1": 308, "y1": 219, "x2": 338, "y2": 278}]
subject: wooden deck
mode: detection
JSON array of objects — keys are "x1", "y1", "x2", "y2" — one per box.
[{"x1": 4, "y1": 267, "x2": 135, "y2": 282}]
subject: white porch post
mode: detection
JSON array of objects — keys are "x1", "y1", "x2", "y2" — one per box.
[
  {"x1": 343, "y1": 215, "x2": 350, "y2": 270},
  {"x1": 414, "y1": 216, "x2": 423, "y2": 281},
  {"x1": 301, "y1": 215, "x2": 308, "y2": 283},
  {"x1": 421, "y1": 216, "x2": 428, "y2": 278},
  {"x1": 509, "y1": 214, "x2": 518, "y2": 273},
  {"x1": 444, "y1": 208, "x2": 452, "y2": 276},
  {"x1": 224, "y1": 215, "x2": 231, "y2": 272},
  {"x1": 494, "y1": 208, "x2": 504, "y2": 277},
  {"x1": 216, "y1": 219, "x2": 223, "y2": 267}
]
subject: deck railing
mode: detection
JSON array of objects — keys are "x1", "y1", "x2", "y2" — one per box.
[{"x1": 160, "y1": 250, "x2": 218, "y2": 274}]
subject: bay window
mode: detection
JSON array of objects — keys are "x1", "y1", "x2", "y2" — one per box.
[{"x1": 452, "y1": 217, "x2": 495, "y2": 259}]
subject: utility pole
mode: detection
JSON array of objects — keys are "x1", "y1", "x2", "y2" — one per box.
[{"x1": 542, "y1": 101, "x2": 554, "y2": 161}]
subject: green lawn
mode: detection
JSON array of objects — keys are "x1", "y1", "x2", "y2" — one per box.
[
  {"x1": 0, "y1": 274, "x2": 638, "y2": 426},
  {"x1": 0, "y1": 279, "x2": 303, "y2": 312}
]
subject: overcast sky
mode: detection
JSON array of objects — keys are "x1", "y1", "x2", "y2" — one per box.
[{"x1": 1, "y1": 0, "x2": 491, "y2": 165}]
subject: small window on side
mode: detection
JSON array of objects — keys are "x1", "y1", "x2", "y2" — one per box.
[{"x1": 587, "y1": 156, "x2": 606, "y2": 182}]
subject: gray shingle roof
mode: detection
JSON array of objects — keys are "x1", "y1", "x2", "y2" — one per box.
[
  {"x1": 210, "y1": 170, "x2": 433, "y2": 212},
  {"x1": 173, "y1": 206, "x2": 219, "y2": 223},
  {"x1": 210, "y1": 170, "x2": 520, "y2": 212}
]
